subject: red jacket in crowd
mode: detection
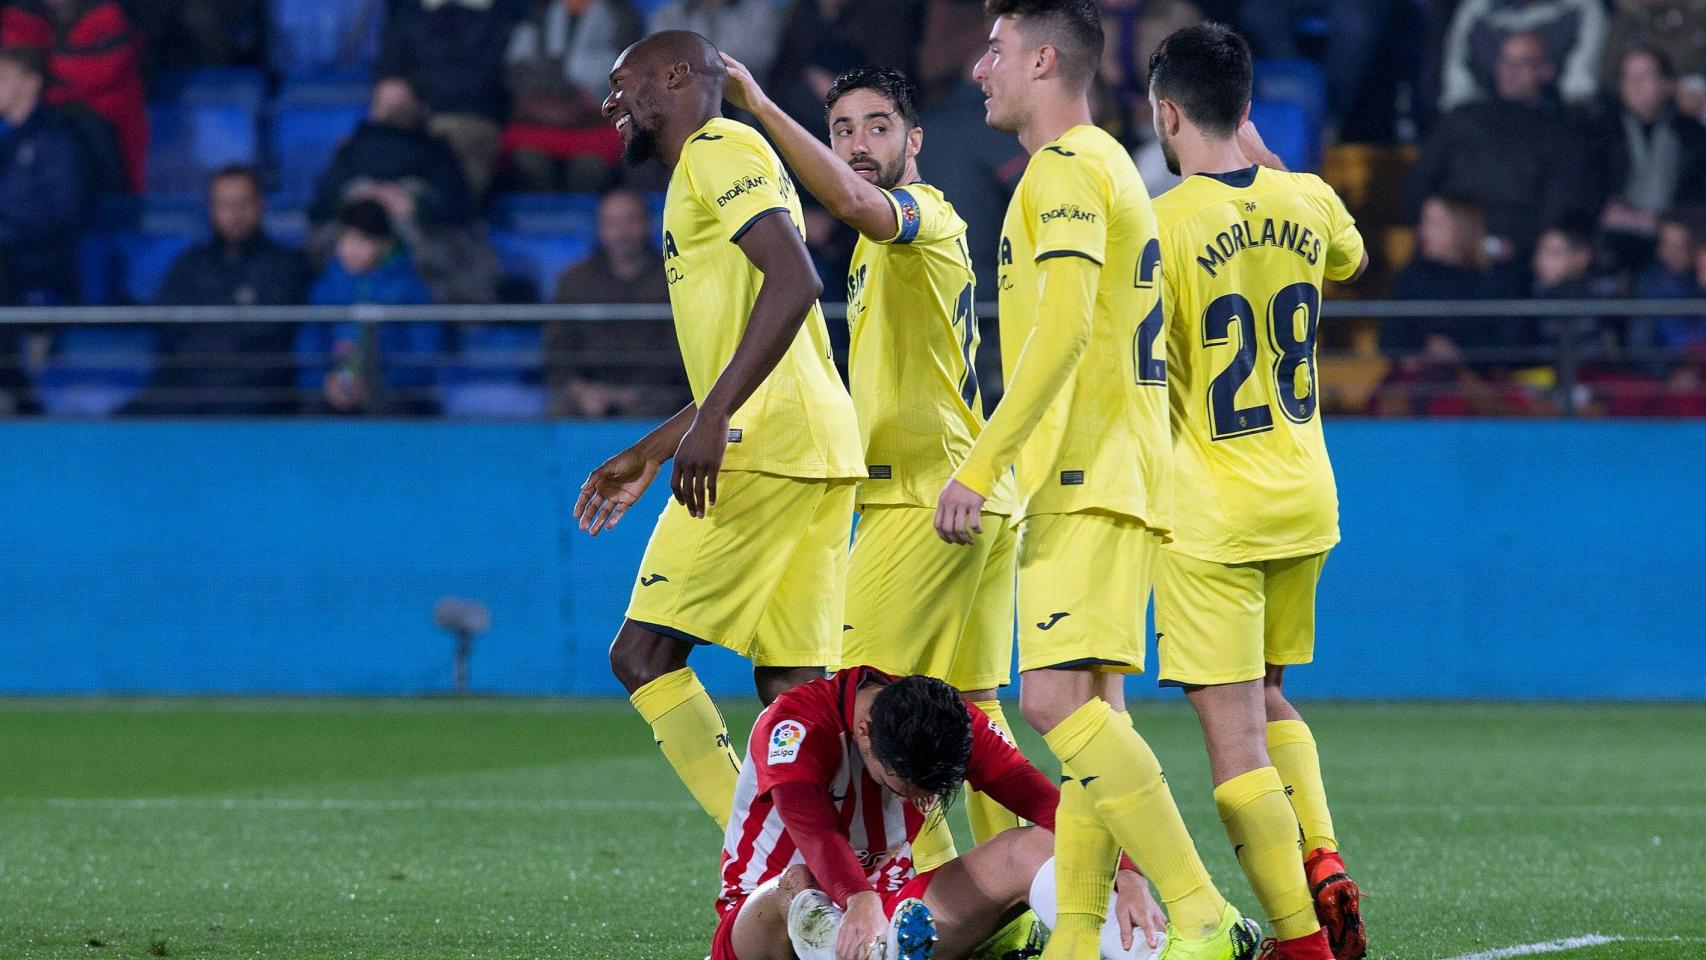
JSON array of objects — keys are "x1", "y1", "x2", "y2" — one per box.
[{"x1": 1, "y1": 0, "x2": 146, "y2": 192}]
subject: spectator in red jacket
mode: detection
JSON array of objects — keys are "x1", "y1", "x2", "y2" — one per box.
[{"x1": 0, "y1": 0, "x2": 146, "y2": 192}]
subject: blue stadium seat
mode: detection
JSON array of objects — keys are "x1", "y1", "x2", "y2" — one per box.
[
  {"x1": 82, "y1": 233, "x2": 197, "y2": 306},
  {"x1": 31, "y1": 326, "x2": 159, "y2": 416},
  {"x1": 440, "y1": 324, "x2": 547, "y2": 418},
  {"x1": 270, "y1": 91, "x2": 367, "y2": 198},
  {"x1": 151, "y1": 67, "x2": 267, "y2": 108},
  {"x1": 489, "y1": 231, "x2": 592, "y2": 303},
  {"x1": 1253, "y1": 57, "x2": 1327, "y2": 138},
  {"x1": 1247, "y1": 100, "x2": 1314, "y2": 174},
  {"x1": 270, "y1": 0, "x2": 382, "y2": 78},
  {"x1": 147, "y1": 102, "x2": 260, "y2": 193},
  {"x1": 488, "y1": 193, "x2": 601, "y2": 236}
]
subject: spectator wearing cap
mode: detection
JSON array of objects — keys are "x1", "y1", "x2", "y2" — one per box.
[
  {"x1": 0, "y1": 45, "x2": 88, "y2": 307},
  {"x1": 310, "y1": 77, "x2": 477, "y2": 231},
  {"x1": 300, "y1": 200, "x2": 444, "y2": 415},
  {"x1": 0, "y1": 0, "x2": 146, "y2": 191},
  {"x1": 132, "y1": 166, "x2": 310, "y2": 415},
  {"x1": 1438, "y1": 0, "x2": 1608, "y2": 111},
  {"x1": 548, "y1": 188, "x2": 684, "y2": 417},
  {"x1": 1406, "y1": 31, "x2": 1595, "y2": 270},
  {"x1": 1594, "y1": 46, "x2": 1706, "y2": 267},
  {"x1": 501, "y1": 0, "x2": 640, "y2": 192},
  {"x1": 378, "y1": 0, "x2": 526, "y2": 200}
]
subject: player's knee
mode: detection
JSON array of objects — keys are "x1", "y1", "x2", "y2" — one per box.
[
  {"x1": 776, "y1": 863, "x2": 819, "y2": 901},
  {"x1": 608, "y1": 626, "x2": 680, "y2": 693},
  {"x1": 1018, "y1": 686, "x2": 1072, "y2": 735}
]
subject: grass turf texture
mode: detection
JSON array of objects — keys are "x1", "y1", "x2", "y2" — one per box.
[{"x1": 1, "y1": 700, "x2": 1701, "y2": 960}]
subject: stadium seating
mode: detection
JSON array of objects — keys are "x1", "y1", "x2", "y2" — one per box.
[
  {"x1": 1247, "y1": 100, "x2": 1313, "y2": 175},
  {"x1": 146, "y1": 101, "x2": 261, "y2": 194},
  {"x1": 489, "y1": 230, "x2": 592, "y2": 304},
  {"x1": 270, "y1": 0, "x2": 382, "y2": 78},
  {"x1": 30, "y1": 326, "x2": 160, "y2": 416},
  {"x1": 440, "y1": 323, "x2": 547, "y2": 418},
  {"x1": 270, "y1": 79, "x2": 370, "y2": 199}
]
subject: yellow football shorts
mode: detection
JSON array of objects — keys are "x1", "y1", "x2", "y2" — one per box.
[
  {"x1": 840, "y1": 505, "x2": 1016, "y2": 691},
  {"x1": 1016, "y1": 511, "x2": 1161, "y2": 675},
  {"x1": 625, "y1": 470, "x2": 857, "y2": 668},
  {"x1": 1155, "y1": 549, "x2": 1330, "y2": 686}
]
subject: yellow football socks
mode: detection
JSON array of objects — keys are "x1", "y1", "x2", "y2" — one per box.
[
  {"x1": 1040, "y1": 762, "x2": 1119, "y2": 960},
  {"x1": 1045, "y1": 699, "x2": 1228, "y2": 940},
  {"x1": 1215, "y1": 766, "x2": 1321, "y2": 941},
  {"x1": 629, "y1": 668, "x2": 740, "y2": 830},
  {"x1": 1268, "y1": 719, "x2": 1338, "y2": 853},
  {"x1": 968, "y1": 700, "x2": 1025, "y2": 843},
  {"x1": 911, "y1": 810, "x2": 959, "y2": 872}
]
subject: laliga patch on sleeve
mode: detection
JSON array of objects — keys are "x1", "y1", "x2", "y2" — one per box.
[{"x1": 768, "y1": 720, "x2": 807, "y2": 764}]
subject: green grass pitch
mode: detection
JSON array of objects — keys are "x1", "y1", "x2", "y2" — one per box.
[{"x1": 1, "y1": 698, "x2": 1702, "y2": 960}]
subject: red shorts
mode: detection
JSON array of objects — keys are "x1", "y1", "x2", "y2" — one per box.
[{"x1": 709, "y1": 871, "x2": 938, "y2": 960}]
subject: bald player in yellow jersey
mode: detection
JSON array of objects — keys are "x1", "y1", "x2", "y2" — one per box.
[
  {"x1": 718, "y1": 57, "x2": 1026, "y2": 861},
  {"x1": 936, "y1": 4, "x2": 1258, "y2": 960},
  {"x1": 1148, "y1": 24, "x2": 1368, "y2": 960},
  {"x1": 575, "y1": 31, "x2": 863, "y2": 832}
]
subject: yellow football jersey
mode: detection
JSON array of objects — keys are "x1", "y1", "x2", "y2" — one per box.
[
  {"x1": 845, "y1": 182, "x2": 1016, "y2": 513},
  {"x1": 663, "y1": 117, "x2": 864, "y2": 480},
  {"x1": 956, "y1": 124, "x2": 1170, "y2": 527},
  {"x1": 1153, "y1": 165, "x2": 1365, "y2": 563}
]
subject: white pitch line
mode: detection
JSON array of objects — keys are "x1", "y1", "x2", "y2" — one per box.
[{"x1": 1438, "y1": 935, "x2": 1622, "y2": 960}]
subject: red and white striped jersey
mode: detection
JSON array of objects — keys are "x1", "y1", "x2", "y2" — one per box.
[{"x1": 716, "y1": 668, "x2": 1037, "y2": 913}]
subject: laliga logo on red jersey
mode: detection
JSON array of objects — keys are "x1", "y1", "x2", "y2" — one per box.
[{"x1": 768, "y1": 720, "x2": 806, "y2": 765}]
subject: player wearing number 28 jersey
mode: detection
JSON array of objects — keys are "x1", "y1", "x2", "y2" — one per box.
[{"x1": 1148, "y1": 22, "x2": 1368, "y2": 960}]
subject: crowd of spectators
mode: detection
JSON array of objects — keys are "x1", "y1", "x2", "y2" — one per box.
[{"x1": 0, "y1": 0, "x2": 1700, "y2": 417}]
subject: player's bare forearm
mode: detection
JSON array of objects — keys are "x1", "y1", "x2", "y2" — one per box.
[
  {"x1": 631, "y1": 403, "x2": 696, "y2": 463},
  {"x1": 701, "y1": 213, "x2": 824, "y2": 420},
  {"x1": 720, "y1": 53, "x2": 898, "y2": 241},
  {"x1": 954, "y1": 255, "x2": 1097, "y2": 494}
]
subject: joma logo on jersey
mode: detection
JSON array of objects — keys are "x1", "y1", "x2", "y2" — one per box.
[
  {"x1": 716, "y1": 175, "x2": 770, "y2": 207},
  {"x1": 1040, "y1": 204, "x2": 1097, "y2": 225}
]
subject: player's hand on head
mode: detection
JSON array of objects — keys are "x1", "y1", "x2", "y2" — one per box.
[
  {"x1": 670, "y1": 409, "x2": 729, "y2": 519},
  {"x1": 1237, "y1": 119, "x2": 1284, "y2": 171},
  {"x1": 1114, "y1": 868, "x2": 1166, "y2": 951},
  {"x1": 836, "y1": 891, "x2": 886, "y2": 960},
  {"x1": 574, "y1": 447, "x2": 661, "y2": 536},
  {"x1": 933, "y1": 479, "x2": 986, "y2": 546},
  {"x1": 719, "y1": 53, "x2": 763, "y2": 113}
]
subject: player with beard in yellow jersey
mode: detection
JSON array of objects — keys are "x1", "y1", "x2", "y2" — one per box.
[
  {"x1": 1149, "y1": 23, "x2": 1369, "y2": 960},
  {"x1": 717, "y1": 57, "x2": 1027, "y2": 871},
  {"x1": 936, "y1": 3, "x2": 1258, "y2": 959},
  {"x1": 575, "y1": 31, "x2": 863, "y2": 833}
]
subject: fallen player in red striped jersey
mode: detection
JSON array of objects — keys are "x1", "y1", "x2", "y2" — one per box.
[{"x1": 712, "y1": 668, "x2": 1168, "y2": 960}]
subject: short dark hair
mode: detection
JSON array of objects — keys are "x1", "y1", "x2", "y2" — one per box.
[
  {"x1": 0, "y1": 46, "x2": 47, "y2": 80},
  {"x1": 867, "y1": 676, "x2": 973, "y2": 814},
  {"x1": 210, "y1": 164, "x2": 263, "y2": 194},
  {"x1": 1149, "y1": 22, "x2": 1253, "y2": 138},
  {"x1": 825, "y1": 66, "x2": 922, "y2": 130},
  {"x1": 338, "y1": 198, "x2": 394, "y2": 241},
  {"x1": 984, "y1": 0, "x2": 1103, "y2": 88},
  {"x1": 1625, "y1": 44, "x2": 1676, "y2": 80}
]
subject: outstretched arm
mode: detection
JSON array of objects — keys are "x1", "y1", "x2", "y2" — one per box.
[
  {"x1": 671, "y1": 212, "x2": 824, "y2": 517},
  {"x1": 722, "y1": 52, "x2": 899, "y2": 242},
  {"x1": 937, "y1": 254, "x2": 1097, "y2": 543}
]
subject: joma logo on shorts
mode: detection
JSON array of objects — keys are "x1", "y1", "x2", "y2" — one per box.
[
  {"x1": 639, "y1": 574, "x2": 669, "y2": 587},
  {"x1": 1036, "y1": 611, "x2": 1070, "y2": 630}
]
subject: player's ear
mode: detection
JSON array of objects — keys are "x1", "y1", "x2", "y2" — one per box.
[
  {"x1": 1032, "y1": 43, "x2": 1055, "y2": 81},
  {"x1": 907, "y1": 123, "x2": 923, "y2": 158},
  {"x1": 666, "y1": 59, "x2": 690, "y2": 90}
]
